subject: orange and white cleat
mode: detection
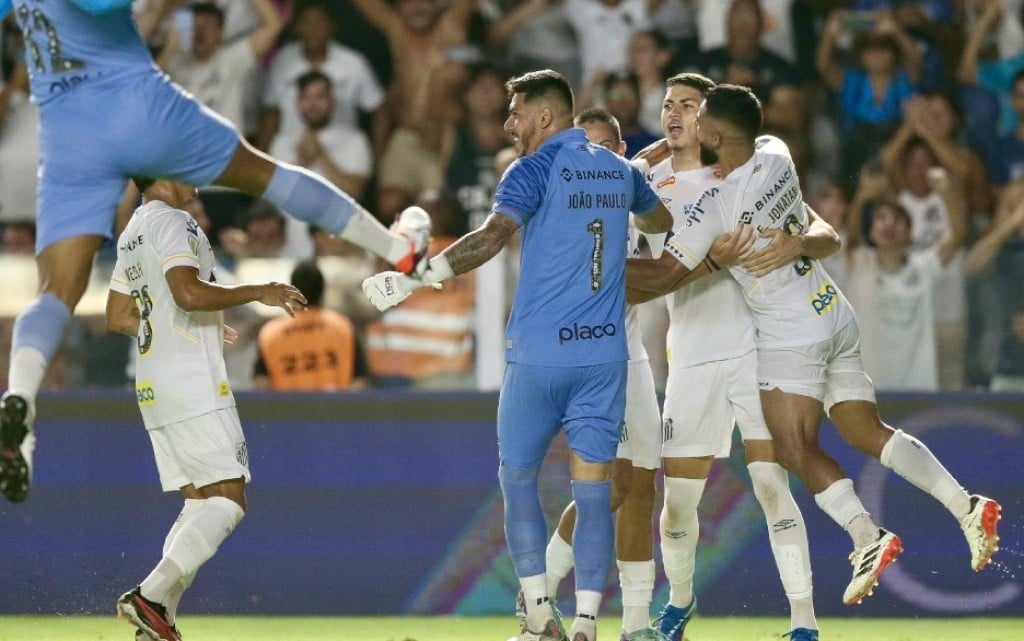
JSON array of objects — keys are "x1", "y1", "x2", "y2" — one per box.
[
  {"x1": 961, "y1": 495, "x2": 1002, "y2": 571},
  {"x1": 843, "y1": 529, "x2": 903, "y2": 605},
  {"x1": 392, "y1": 206, "x2": 432, "y2": 276}
]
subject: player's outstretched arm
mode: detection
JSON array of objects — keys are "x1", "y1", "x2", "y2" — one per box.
[
  {"x1": 363, "y1": 212, "x2": 516, "y2": 312},
  {"x1": 165, "y1": 266, "x2": 307, "y2": 316},
  {"x1": 106, "y1": 291, "x2": 141, "y2": 337}
]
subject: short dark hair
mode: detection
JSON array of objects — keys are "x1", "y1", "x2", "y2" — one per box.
[
  {"x1": 297, "y1": 69, "x2": 332, "y2": 93},
  {"x1": 245, "y1": 200, "x2": 286, "y2": 231},
  {"x1": 505, "y1": 69, "x2": 574, "y2": 115},
  {"x1": 602, "y1": 70, "x2": 641, "y2": 99},
  {"x1": 290, "y1": 260, "x2": 325, "y2": 307},
  {"x1": 574, "y1": 108, "x2": 622, "y2": 143},
  {"x1": 131, "y1": 176, "x2": 157, "y2": 194},
  {"x1": 870, "y1": 198, "x2": 912, "y2": 231},
  {"x1": 190, "y1": 2, "x2": 225, "y2": 26},
  {"x1": 666, "y1": 72, "x2": 716, "y2": 96},
  {"x1": 703, "y1": 84, "x2": 763, "y2": 141}
]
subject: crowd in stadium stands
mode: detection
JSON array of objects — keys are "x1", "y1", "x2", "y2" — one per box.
[{"x1": 1, "y1": 0, "x2": 1024, "y2": 393}]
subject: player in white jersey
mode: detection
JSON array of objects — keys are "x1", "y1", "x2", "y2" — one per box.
[
  {"x1": 631, "y1": 84, "x2": 1001, "y2": 607},
  {"x1": 106, "y1": 179, "x2": 306, "y2": 641},
  {"x1": 625, "y1": 73, "x2": 828, "y2": 641},
  {"x1": 536, "y1": 107, "x2": 671, "y2": 641}
]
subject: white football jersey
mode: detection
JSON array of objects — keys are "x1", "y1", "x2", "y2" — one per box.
[
  {"x1": 110, "y1": 200, "x2": 235, "y2": 429},
  {"x1": 649, "y1": 161, "x2": 755, "y2": 367},
  {"x1": 665, "y1": 136, "x2": 855, "y2": 348},
  {"x1": 625, "y1": 221, "x2": 650, "y2": 363}
]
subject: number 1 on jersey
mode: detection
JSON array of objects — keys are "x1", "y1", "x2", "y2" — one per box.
[{"x1": 587, "y1": 219, "x2": 604, "y2": 292}]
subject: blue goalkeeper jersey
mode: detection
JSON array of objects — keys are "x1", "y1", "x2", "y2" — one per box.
[
  {"x1": 495, "y1": 127, "x2": 660, "y2": 367},
  {"x1": 9, "y1": 0, "x2": 153, "y2": 105}
]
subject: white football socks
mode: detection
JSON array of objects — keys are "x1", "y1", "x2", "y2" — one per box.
[
  {"x1": 748, "y1": 462, "x2": 816, "y2": 632},
  {"x1": 140, "y1": 497, "x2": 244, "y2": 606},
  {"x1": 880, "y1": 429, "x2": 971, "y2": 519},
  {"x1": 814, "y1": 478, "x2": 878, "y2": 549},
  {"x1": 618, "y1": 559, "x2": 655, "y2": 634},
  {"x1": 545, "y1": 530, "x2": 574, "y2": 600},
  {"x1": 660, "y1": 477, "x2": 706, "y2": 609}
]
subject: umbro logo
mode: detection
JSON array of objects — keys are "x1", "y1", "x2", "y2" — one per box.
[{"x1": 773, "y1": 518, "x2": 798, "y2": 533}]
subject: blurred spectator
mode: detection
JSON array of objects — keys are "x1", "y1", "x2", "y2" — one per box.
[
  {"x1": 958, "y1": 0, "x2": 1024, "y2": 142},
  {"x1": 309, "y1": 227, "x2": 379, "y2": 330},
  {"x1": 269, "y1": 70, "x2": 373, "y2": 201},
  {"x1": 648, "y1": 0, "x2": 698, "y2": 60},
  {"x1": 627, "y1": 29, "x2": 674, "y2": 135},
  {"x1": 695, "y1": 0, "x2": 818, "y2": 76},
  {"x1": 221, "y1": 200, "x2": 305, "y2": 259},
  {"x1": 965, "y1": 178, "x2": 1024, "y2": 391},
  {"x1": 601, "y1": 71, "x2": 659, "y2": 156},
  {"x1": 843, "y1": 167, "x2": 967, "y2": 391},
  {"x1": 160, "y1": 0, "x2": 284, "y2": 134},
  {"x1": 364, "y1": 191, "x2": 476, "y2": 389},
  {"x1": 444, "y1": 63, "x2": 512, "y2": 234},
  {"x1": 253, "y1": 260, "x2": 362, "y2": 390},
  {"x1": 878, "y1": 92, "x2": 998, "y2": 386},
  {"x1": 566, "y1": 0, "x2": 651, "y2": 103},
  {"x1": 256, "y1": 1, "x2": 387, "y2": 154},
  {"x1": 888, "y1": 136, "x2": 970, "y2": 389},
  {"x1": 0, "y1": 60, "x2": 36, "y2": 227},
  {"x1": 685, "y1": 0, "x2": 809, "y2": 133},
  {"x1": 985, "y1": 70, "x2": 1024, "y2": 196},
  {"x1": 350, "y1": 0, "x2": 478, "y2": 222},
  {"x1": 483, "y1": 0, "x2": 582, "y2": 90},
  {"x1": 879, "y1": 93, "x2": 993, "y2": 217},
  {"x1": 808, "y1": 180, "x2": 850, "y2": 289},
  {"x1": 963, "y1": 0, "x2": 1024, "y2": 61},
  {"x1": 1, "y1": 220, "x2": 34, "y2": 255},
  {"x1": 817, "y1": 8, "x2": 921, "y2": 187}
]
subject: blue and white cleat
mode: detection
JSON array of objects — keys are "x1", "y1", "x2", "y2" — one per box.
[
  {"x1": 621, "y1": 627, "x2": 672, "y2": 640},
  {"x1": 783, "y1": 627, "x2": 819, "y2": 641},
  {"x1": 654, "y1": 599, "x2": 695, "y2": 641}
]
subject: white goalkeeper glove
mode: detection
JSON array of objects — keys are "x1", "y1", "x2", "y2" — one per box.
[{"x1": 362, "y1": 270, "x2": 446, "y2": 312}]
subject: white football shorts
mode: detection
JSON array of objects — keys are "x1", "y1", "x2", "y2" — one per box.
[
  {"x1": 616, "y1": 358, "x2": 663, "y2": 470},
  {"x1": 756, "y1": 320, "x2": 877, "y2": 413},
  {"x1": 662, "y1": 349, "x2": 771, "y2": 459},
  {"x1": 148, "y1": 408, "x2": 251, "y2": 492}
]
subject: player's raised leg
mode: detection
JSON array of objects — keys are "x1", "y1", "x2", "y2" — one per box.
[
  {"x1": 212, "y1": 140, "x2": 428, "y2": 274},
  {"x1": 2, "y1": 235, "x2": 105, "y2": 502},
  {"x1": 829, "y1": 399, "x2": 1001, "y2": 572},
  {"x1": 760, "y1": 387, "x2": 901, "y2": 606}
]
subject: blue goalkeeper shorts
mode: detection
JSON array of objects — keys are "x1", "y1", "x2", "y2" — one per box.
[
  {"x1": 35, "y1": 69, "x2": 239, "y2": 253},
  {"x1": 497, "y1": 361, "x2": 626, "y2": 468}
]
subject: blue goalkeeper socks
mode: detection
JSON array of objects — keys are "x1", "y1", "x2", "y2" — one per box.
[
  {"x1": 571, "y1": 479, "x2": 614, "y2": 592},
  {"x1": 262, "y1": 163, "x2": 355, "y2": 234},
  {"x1": 499, "y1": 464, "x2": 547, "y2": 578},
  {"x1": 12, "y1": 293, "x2": 71, "y2": 362}
]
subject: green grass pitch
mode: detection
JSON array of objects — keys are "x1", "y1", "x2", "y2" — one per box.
[{"x1": 0, "y1": 616, "x2": 1021, "y2": 641}]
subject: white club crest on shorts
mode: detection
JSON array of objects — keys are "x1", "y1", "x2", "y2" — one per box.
[{"x1": 235, "y1": 442, "x2": 248, "y2": 467}]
